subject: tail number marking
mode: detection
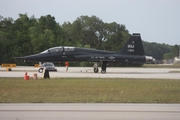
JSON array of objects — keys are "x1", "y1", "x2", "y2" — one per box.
[
  {"x1": 127, "y1": 44, "x2": 134, "y2": 48},
  {"x1": 127, "y1": 44, "x2": 134, "y2": 52}
]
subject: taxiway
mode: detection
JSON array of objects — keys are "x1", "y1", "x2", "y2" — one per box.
[{"x1": 0, "y1": 103, "x2": 180, "y2": 120}]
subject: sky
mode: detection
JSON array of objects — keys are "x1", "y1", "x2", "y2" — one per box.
[{"x1": 0, "y1": 0, "x2": 180, "y2": 45}]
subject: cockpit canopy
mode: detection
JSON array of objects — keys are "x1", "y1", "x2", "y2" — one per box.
[{"x1": 40, "y1": 46, "x2": 75, "y2": 54}]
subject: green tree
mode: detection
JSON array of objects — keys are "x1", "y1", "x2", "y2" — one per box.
[
  {"x1": 143, "y1": 42, "x2": 171, "y2": 60},
  {"x1": 171, "y1": 44, "x2": 179, "y2": 58},
  {"x1": 0, "y1": 14, "x2": 179, "y2": 66},
  {"x1": 72, "y1": 15, "x2": 106, "y2": 48},
  {"x1": 29, "y1": 14, "x2": 62, "y2": 53},
  {"x1": 163, "y1": 53, "x2": 173, "y2": 60},
  {"x1": 62, "y1": 22, "x2": 77, "y2": 46},
  {"x1": 103, "y1": 22, "x2": 129, "y2": 51},
  {"x1": 0, "y1": 16, "x2": 15, "y2": 63},
  {"x1": 12, "y1": 14, "x2": 33, "y2": 57}
]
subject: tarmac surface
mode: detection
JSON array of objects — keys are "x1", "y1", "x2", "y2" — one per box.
[
  {"x1": 0, "y1": 103, "x2": 180, "y2": 120},
  {"x1": 0, "y1": 66, "x2": 180, "y2": 79},
  {"x1": 0, "y1": 66, "x2": 180, "y2": 120}
]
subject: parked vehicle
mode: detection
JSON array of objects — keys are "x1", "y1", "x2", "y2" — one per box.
[{"x1": 38, "y1": 62, "x2": 57, "y2": 73}]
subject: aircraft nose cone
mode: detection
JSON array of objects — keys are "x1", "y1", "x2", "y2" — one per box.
[{"x1": 17, "y1": 53, "x2": 43, "y2": 62}]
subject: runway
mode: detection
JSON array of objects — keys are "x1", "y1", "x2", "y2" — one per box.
[
  {"x1": 0, "y1": 67, "x2": 180, "y2": 119},
  {"x1": 0, "y1": 103, "x2": 180, "y2": 120},
  {"x1": 0, "y1": 66, "x2": 180, "y2": 79}
]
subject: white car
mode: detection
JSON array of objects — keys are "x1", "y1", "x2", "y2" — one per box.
[{"x1": 38, "y1": 62, "x2": 57, "y2": 73}]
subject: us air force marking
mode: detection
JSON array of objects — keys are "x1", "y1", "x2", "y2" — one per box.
[{"x1": 109, "y1": 56, "x2": 115, "y2": 60}]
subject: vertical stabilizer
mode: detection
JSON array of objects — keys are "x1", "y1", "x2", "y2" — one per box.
[{"x1": 119, "y1": 33, "x2": 145, "y2": 55}]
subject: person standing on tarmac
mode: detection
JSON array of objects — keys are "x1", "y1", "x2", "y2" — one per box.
[{"x1": 65, "y1": 62, "x2": 69, "y2": 72}]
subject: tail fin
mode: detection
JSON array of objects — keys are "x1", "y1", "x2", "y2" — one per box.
[{"x1": 119, "y1": 33, "x2": 145, "y2": 55}]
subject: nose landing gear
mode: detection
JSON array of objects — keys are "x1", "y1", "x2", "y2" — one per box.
[
  {"x1": 93, "y1": 62, "x2": 99, "y2": 73},
  {"x1": 94, "y1": 68, "x2": 99, "y2": 73},
  {"x1": 93, "y1": 61, "x2": 108, "y2": 74}
]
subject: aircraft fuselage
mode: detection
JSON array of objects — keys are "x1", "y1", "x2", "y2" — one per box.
[{"x1": 22, "y1": 47, "x2": 148, "y2": 63}]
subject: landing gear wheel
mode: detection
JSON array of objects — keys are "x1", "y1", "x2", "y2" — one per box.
[
  {"x1": 94, "y1": 68, "x2": 99, "y2": 73},
  {"x1": 101, "y1": 70, "x2": 106, "y2": 74},
  {"x1": 38, "y1": 68, "x2": 43, "y2": 73}
]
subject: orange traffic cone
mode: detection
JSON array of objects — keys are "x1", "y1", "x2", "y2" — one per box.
[
  {"x1": 33, "y1": 73, "x2": 38, "y2": 80},
  {"x1": 24, "y1": 72, "x2": 30, "y2": 80}
]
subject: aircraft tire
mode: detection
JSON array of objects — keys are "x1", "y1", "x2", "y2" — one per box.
[
  {"x1": 94, "y1": 68, "x2": 99, "y2": 73},
  {"x1": 38, "y1": 68, "x2": 43, "y2": 73},
  {"x1": 101, "y1": 70, "x2": 106, "y2": 74}
]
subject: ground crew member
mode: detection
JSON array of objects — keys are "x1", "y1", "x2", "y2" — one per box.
[{"x1": 65, "y1": 62, "x2": 69, "y2": 72}]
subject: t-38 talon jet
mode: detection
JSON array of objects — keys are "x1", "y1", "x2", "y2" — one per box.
[{"x1": 17, "y1": 33, "x2": 153, "y2": 74}]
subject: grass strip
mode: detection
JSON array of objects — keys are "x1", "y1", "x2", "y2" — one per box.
[{"x1": 0, "y1": 78, "x2": 180, "y2": 103}]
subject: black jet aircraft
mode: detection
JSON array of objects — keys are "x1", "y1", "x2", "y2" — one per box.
[{"x1": 17, "y1": 33, "x2": 153, "y2": 74}]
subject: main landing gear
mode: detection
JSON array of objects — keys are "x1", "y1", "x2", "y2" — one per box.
[
  {"x1": 93, "y1": 61, "x2": 108, "y2": 74},
  {"x1": 101, "y1": 61, "x2": 108, "y2": 74}
]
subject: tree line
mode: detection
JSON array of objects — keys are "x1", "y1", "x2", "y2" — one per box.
[{"x1": 0, "y1": 14, "x2": 179, "y2": 66}]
